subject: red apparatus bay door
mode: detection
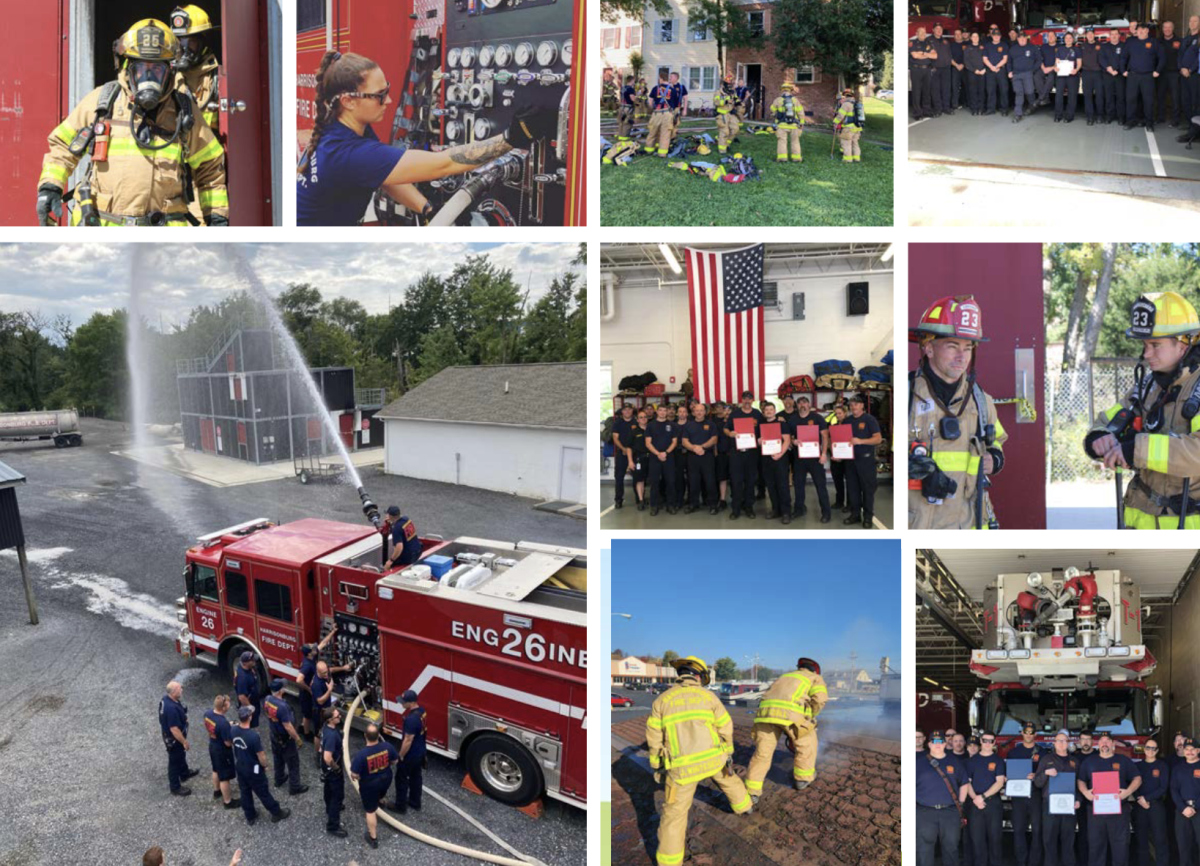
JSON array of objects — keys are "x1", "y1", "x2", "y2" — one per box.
[{"x1": 220, "y1": 0, "x2": 272, "y2": 225}]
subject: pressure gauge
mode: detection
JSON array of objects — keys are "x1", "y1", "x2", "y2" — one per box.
[
  {"x1": 346, "y1": 622, "x2": 358, "y2": 634},
  {"x1": 514, "y1": 42, "x2": 534, "y2": 67},
  {"x1": 447, "y1": 47, "x2": 461, "y2": 68},
  {"x1": 562, "y1": 38, "x2": 572, "y2": 67},
  {"x1": 446, "y1": 119, "x2": 462, "y2": 140},
  {"x1": 479, "y1": 44, "x2": 495, "y2": 67},
  {"x1": 536, "y1": 40, "x2": 559, "y2": 67},
  {"x1": 461, "y1": 46, "x2": 476, "y2": 67},
  {"x1": 474, "y1": 117, "x2": 493, "y2": 139},
  {"x1": 495, "y1": 43, "x2": 513, "y2": 67}
]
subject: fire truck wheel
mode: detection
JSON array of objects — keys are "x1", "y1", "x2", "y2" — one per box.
[{"x1": 465, "y1": 734, "x2": 543, "y2": 807}]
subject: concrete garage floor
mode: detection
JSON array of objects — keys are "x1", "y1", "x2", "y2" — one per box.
[
  {"x1": 908, "y1": 110, "x2": 1200, "y2": 225},
  {"x1": 0, "y1": 419, "x2": 584, "y2": 866},
  {"x1": 599, "y1": 481, "x2": 894, "y2": 530}
]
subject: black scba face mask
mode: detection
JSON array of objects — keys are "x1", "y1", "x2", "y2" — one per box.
[{"x1": 130, "y1": 60, "x2": 171, "y2": 110}]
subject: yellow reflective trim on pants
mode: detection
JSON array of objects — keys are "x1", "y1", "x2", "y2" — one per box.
[
  {"x1": 673, "y1": 765, "x2": 722, "y2": 785},
  {"x1": 657, "y1": 851, "x2": 685, "y2": 866},
  {"x1": 199, "y1": 188, "x2": 228, "y2": 208},
  {"x1": 51, "y1": 122, "x2": 76, "y2": 145},
  {"x1": 188, "y1": 137, "x2": 224, "y2": 168},
  {"x1": 1124, "y1": 506, "x2": 1200, "y2": 529},
  {"x1": 107, "y1": 137, "x2": 183, "y2": 162},
  {"x1": 1146, "y1": 434, "x2": 1171, "y2": 475},
  {"x1": 729, "y1": 793, "x2": 752, "y2": 813},
  {"x1": 39, "y1": 165, "x2": 69, "y2": 185},
  {"x1": 1104, "y1": 404, "x2": 1123, "y2": 421},
  {"x1": 745, "y1": 779, "x2": 763, "y2": 791},
  {"x1": 794, "y1": 767, "x2": 815, "y2": 778},
  {"x1": 1191, "y1": 415, "x2": 1200, "y2": 434},
  {"x1": 932, "y1": 451, "x2": 980, "y2": 474}
]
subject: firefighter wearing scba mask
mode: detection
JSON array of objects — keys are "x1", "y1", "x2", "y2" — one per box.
[
  {"x1": 1084, "y1": 291, "x2": 1200, "y2": 529},
  {"x1": 770, "y1": 81, "x2": 804, "y2": 162},
  {"x1": 36, "y1": 19, "x2": 227, "y2": 227},
  {"x1": 646, "y1": 656, "x2": 752, "y2": 866},
  {"x1": 713, "y1": 74, "x2": 740, "y2": 154},
  {"x1": 170, "y1": 5, "x2": 221, "y2": 131},
  {"x1": 744, "y1": 658, "x2": 827, "y2": 803},
  {"x1": 908, "y1": 295, "x2": 1008, "y2": 530},
  {"x1": 834, "y1": 88, "x2": 863, "y2": 163}
]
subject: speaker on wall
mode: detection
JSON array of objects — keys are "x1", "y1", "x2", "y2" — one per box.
[{"x1": 847, "y1": 282, "x2": 869, "y2": 316}]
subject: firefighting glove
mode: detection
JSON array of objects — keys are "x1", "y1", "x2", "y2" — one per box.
[
  {"x1": 653, "y1": 769, "x2": 665, "y2": 786},
  {"x1": 909, "y1": 453, "x2": 937, "y2": 481},
  {"x1": 921, "y1": 468, "x2": 958, "y2": 501},
  {"x1": 36, "y1": 185, "x2": 63, "y2": 227},
  {"x1": 504, "y1": 103, "x2": 556, "y2": 148},
  {"x1": 205, "y1": 214, "x2": 230, "y2": 227}
]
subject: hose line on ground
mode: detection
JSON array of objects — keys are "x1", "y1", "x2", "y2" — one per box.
[{"x1": 339, "y1": 692, "x2": 547, "y2": 866}]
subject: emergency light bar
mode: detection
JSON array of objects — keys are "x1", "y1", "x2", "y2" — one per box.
[{"x1": 196, "y1": 517, "x2": 272, "y2": 546}]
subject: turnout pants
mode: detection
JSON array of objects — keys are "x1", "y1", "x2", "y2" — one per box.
[
  {"x1": 912, "y1": 66, "x2": 934, "y2": 117},
  {"x1": 1013, "y1": 71, "x2": 1036, "y2": 116},
  {"x1": 1082, "y1": 69, "x2": 1103, "y2": 119},
  {"x1": 1012, "y1": 790, "x2": 1045, "y2": 866},
  {"x1": 715, "y1": 112, "x2": 739, "y2": 152},
  {"x1": 793, "y1": 459, "x2": 831, "y2": 517},
  {"x1": 986, "y1": 70, "x2": 1009, "y2": 112},
  {"x1": 917, "y1": 805, "x2": 962, "y2": 866},
  {"x1": 968, "y1": 71, "x2": 986, "y2": 112},
  {"x1": 323, "y1": 767, "x2": 345, "y2": 830},
  {"x1": 730, "y1": 449, "x2": 758, "y2": 512},
  {"x1": 656, "y1": 773, "x2": 751, "y2": 865},
  {"x1": 1178, "y1": 810, "x2": 1200, "y2": 866},
  {"x1": 839, "y1": 127, "x2": 862, "y2": 161},
  {"x1": 647, "y1": 110, "x2": 673, "y2": 155},
  {"x1": 744, "y1": 721, "x2": 817, "y2": 795},
  {"x1": 613, "y1": 449, "x2": 630, "y2": 504},
  {"x1": 1044, "y1": 812, "x2": 1078, "y2": 866},
  {"x1": 1135, "y1": 799, "x2": 1169, "y2": 866},
  {"x1": 1103, "y1": 71, "x2": 1126, "y2": 121},
  {"x1": 1088, "y1": 809, "x2": 1131, "y2": 866},
  {"x1": 647, "y1": 453, "x2": 675, "y2": 509},
  {"x1": 617, "y1": 104, "x2": 634, "y2": 138},
  {"x1": 846, "y1": 457, "x2": 878, "y2": 522},
  {"x1": 934, "y1": 66, "x2": 952, "y2": 111},
  {"x1": 394, "y1": 753, "x2": 423, "y2": 809},
  {"x1": 1158, "y1": 70, "x2": 1182, "y2": 124},
  {"x1": 237, "y1": 766, "x2": 282, "y2": 821},
  {"x1": 271, "y1": 736, "x2": 303, "y2": 792},
  {"x1": 760, "y1": 453, "x2": 790, "y2": 515},
  {"x1": 1055, "y1": 75, "x2": 1078, "y2": 119},
  {"x1": 1127, "y1": 72, "x2": 1155, "y2": 124},
  {"x1": 166, "y1": 742, "x2": 191, "y2": 792},
  {"x1": 686, "y1": 451, "x2": 717, "y2": 509},
  {"x1": 775, "y1": 125, "x2": 802, "y2": 161},
  {"x1": 970, "y1": 797, "x2": 1002, "y2": 866}
]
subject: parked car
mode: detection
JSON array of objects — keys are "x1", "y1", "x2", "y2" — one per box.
[
  {"x1": 650, "y1": 682, "x2": 672, "y2": 694},
  {"x1": 625, "y1": 682, "x2": 648, "y2": 691},
  {"x1": 611, "y1": 693, "x2": 634, "y2": 708}
]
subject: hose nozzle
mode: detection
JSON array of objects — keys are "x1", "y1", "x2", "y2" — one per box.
[{"x1": 358, "y1": 487, "x2": 381, "y2": 528}]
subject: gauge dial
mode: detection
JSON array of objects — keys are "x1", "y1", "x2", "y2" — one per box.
[
  {"x1": 514, "y1": 42, "x2": 534, "y2": 67},
  {"x1": 495, "y1": 43, "x2": 513, "y2": 67},
  {"x1": 479, "y1": 45, "x2": 495, "y2": 67},
  {"x1": 447, "y1": 47, "x2": 461, "y2": 68},
  {"x1": 446, "y1": 120, "x2": 462, "y2": 140},
  {"x1": 562, "y1": 38, "x2": 572, "y2": 67},
  {"x1": 536, "y1": 40, "x2": 559, "y2": 67},
  {"x1": 461, "y1": 46, "x2": 476, "y2": 67},
  {"x1": 474, "y1": 117, "x2": 493, "y2": 139}
]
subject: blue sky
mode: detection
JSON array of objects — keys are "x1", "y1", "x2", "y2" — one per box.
[
  {"x1": 608, "y1": 539, "x2": 902, "y2": 672},
  {"x1": 0, "y1": 241, "x2": 579, "y2": 327}
]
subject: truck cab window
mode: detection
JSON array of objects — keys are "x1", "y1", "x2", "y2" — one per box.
[
  {"x1": 225, "y1": 571, "x2": 250, "y2": 611},
  {"x1": 194, "y1": 565, "x2": 220, "y2": 602},
  {"x1": 254, "y1": 579, "x2": 293, "y2": 623}
]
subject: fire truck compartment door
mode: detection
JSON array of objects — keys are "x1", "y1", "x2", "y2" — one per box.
[{"x1": 476, "y1": 552, "x2": 574, "y2": 601}]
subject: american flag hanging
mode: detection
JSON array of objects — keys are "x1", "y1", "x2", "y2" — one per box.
[{"x1": 685, "y1": 244, "x2": 766, "y2": 404}]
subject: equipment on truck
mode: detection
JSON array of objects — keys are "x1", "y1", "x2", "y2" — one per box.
[
  {"x1": 0, "y1": 409, "x2": 83, "y2": 447},
  {"x1": 174, "y1": 498, "x2": 586, "y2": 809}
]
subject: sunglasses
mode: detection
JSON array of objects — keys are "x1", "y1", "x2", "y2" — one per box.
[
  {"x1": 981, "y1": 739, "x2": 996, "y2": 744},
  {"x1": 1145, "y1": 746, "x2": 1159, "y2": 750},
  {"x1": 345, "y1": 84, "x2": 391, "y2": 104}
]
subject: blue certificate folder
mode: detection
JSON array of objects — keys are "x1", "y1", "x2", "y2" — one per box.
[
  {"x1": 1048, "y1": 772, "x2": 1077, "y2": 814},
  {"x1": 1006, "y1": 759, "x2": 1033, "y2": 797}
]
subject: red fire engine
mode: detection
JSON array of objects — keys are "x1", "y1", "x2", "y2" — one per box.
[
  {"x1": 174, "y1": 508, "x2": 586, "y2": 808},
  {"x1": 908, "y1": 0, "x2": 1152, "y2": 41}
]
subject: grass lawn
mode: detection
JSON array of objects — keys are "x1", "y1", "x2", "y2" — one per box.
[{"x1": 599, "y1": 98, "x2": 894, "y2": 226}]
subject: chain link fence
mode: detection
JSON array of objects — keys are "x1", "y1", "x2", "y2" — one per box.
[{"x1": 1047, "y1": 358, "x2": 1138, "y2": 483}]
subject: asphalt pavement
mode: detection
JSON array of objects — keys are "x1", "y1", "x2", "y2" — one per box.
[{"x1": 0, "y1": 419, "x2": 585, "y2": 866}]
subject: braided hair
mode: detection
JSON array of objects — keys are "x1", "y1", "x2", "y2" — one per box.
[{"x1": 298, "y1": 50, "x2": 380, "y2": 175}]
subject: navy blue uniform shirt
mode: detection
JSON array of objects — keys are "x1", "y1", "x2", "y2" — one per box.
[
  {"x1": 1138, "y1": 759, "x2": 1170, "y2": 800},
  {"x1": 849, "y1": 413, "x2": 881, "y2": 460},
  {"x1": 1080, "y1": 41, "x2": 1104, "y2": 70},
  {"x1": 645, "y1": 418, "x2": 678, "y2": 453},
  {"x1": 649, "y1": 84, "x2": 674, "y2": 111},
  {"x1": 612, "y1": 416, "x2": 637, "y2": 448},
  {"x1": 297, "y1": 123, "x2": 405, "y2": 227},
  {"x1": 1100, "y1": 42, "x2": 1129, "y2": 72},
  {"x1": 1055, "y1": 45, "x2": 1081, "y2": 73},
  {"x1": 1171, "y1": 758, "x2": 1200, "y2": 810},
  {"x1": 389, "y1": 516, "x2": 422, "y2": 567},
  {"x1": 204, "y1": 709, "x2": 233, "y2": 749},
  {"x1": 621, "y1": 84, "x2": 636, "y2": 106},
  {"x1": 352, "y1": 741, "x2": 399, "y2": 786},
  {"x1": 984, "y1": 41, "x2": 1009, "y2": 68},
  {"x1": 725, "y1": 407, "x2": 765, "y2": 443},
  {"x1": 1127, "y1": 37, "x2": 1166, "y2": 73},
  {"x1": 917, "y1": 751, "x2": 967, "y2": 806},
  {"x1": 233, "y1": 726, "x2": 266, "y2": 774},
  {"x1": 1163, "y1": 35, "x2": 1182, "y2": 71},
  {"x1": 968, "y1": 753, "x2": 1005, "y2": 793},
  {"x1": 311, "y1": 674, "x2": 332, "y2": 716},
  {"x1": 950, "y1": 41, "x2": 966, "y2": 63},
  {"x1": 235, "y1": 666, "x2": 259, "y2": 707},
  {"x1": 671, "y1": 82, "x2": 689, "y2": 109},
  {"x1": 403, "y1": 707, "x2": 427, "y2": 760},
  {"x1": 1040, "y1": 42, "x2": 1059, "y2": 66},
  {"x1": 1011, "y1": 43, "x2": 1040, "y2": 72},
  {"x1": 1078, "y1": 752, "x2": 1139, "y2": 798},
  {"x1": 683, "y1": 418, "x2": 718, "y2": 453},
  {"x1": 321, "y1": 725, "x2": 343, "y2": 768},
  {"x1": 159, "y1": 695, "x2": 188, "y2": 739},
  {"x1": 910, "y1": 37, "x2": 935, "y2": 67},
  {"x1": 264, "y1": 694, "x2": 294, "y2": 739}
]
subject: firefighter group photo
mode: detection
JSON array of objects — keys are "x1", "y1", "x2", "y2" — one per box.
[
  {"x1": 0, "y1": 241, "x2": 586, "y2": 866},
  {"x1": 598, "y1": 0, "x2": 894, "y2": 226},
  {"x1": 606, "y1": 539, "x2": 901, "y2": 866},
  {"x1": 600, "y1": 242, "x2": 895, "y2": 530},
  {"x1": 4, "y1": 3, "x2": 282, "y2": 227}
]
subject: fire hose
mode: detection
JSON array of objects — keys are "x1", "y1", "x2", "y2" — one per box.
[
  {"x1": 340, "y1": 692, "x2": 548, "y2": 866},
  {"x1": 428, "y1": 152, "x2": 525, "y2": 226}
]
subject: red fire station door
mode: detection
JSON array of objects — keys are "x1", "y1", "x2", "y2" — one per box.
[
  {"x1": 908, "y1": 244, "x2": 1047, "y2": 529},
  {"x1": 339, "y1": 413, "x2": 355, "y2": 450},
  {"x1": 220, "y1": 0, "x2": 272, "y2": 225},
  {"x1": 200, "y1": 418, "x2": 216, "y2": 454}
]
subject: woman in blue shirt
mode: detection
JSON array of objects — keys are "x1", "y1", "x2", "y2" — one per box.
[{"x1": 297, "y1": 51, "x2": 552, "y2": 226}]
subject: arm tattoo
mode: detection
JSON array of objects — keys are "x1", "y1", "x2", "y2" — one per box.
[{"x1": 447, "y1": 134, "x2": 511, "y2": 165}]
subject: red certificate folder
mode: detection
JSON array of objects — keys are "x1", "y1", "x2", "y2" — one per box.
[
  {"x1": 1092, "y1": 770, "x2": 1121, "y2": 815},
  {"x1": 760, "y1": 422, "x2": 783, "y2": 456},
  {"x1": 733, "y1": 418, "x2": 757, "y2": 451},
  {"x1": 830, "y1": 424, "x2": 853, "y2": 460},
  {"x1": 794, "y1": 424, "x2": 820, "y2": 458}
]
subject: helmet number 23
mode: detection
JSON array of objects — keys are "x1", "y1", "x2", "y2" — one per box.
[
  {"x1": 1133, "y1": 310, "x2": 1151, "y2": 327},
  {"x1": 961, "y1": 310, "x2": 979, "y2": 329}
]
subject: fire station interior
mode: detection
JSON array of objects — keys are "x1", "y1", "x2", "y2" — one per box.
[
  {"x1": 599, "y1": 242, "x2": 896, "y2": 531},
  {"x1": 916, "y1": 548, "x2": 1200, "y2": 749},
  {"x1": 87, "y1": 2, "x2": 225, "y2": 91}
]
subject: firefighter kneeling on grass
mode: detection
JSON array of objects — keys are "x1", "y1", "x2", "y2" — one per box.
[
  {"x1": 646, "y1": 656, "x2": 752, "y2": 866},
  {"x1": 908, "y1": 294, "x2": 1007, "y2": 530},
  {"x1": 36, "y1": 19, "x2": 228, "y2": 227},
  {"x1": 714, "y1": 74, "x2": 740, "y2": 154},
  {"x1": 745, "y1": 657, "x2": 828, "y2": 803},
  {"x1": 1084, "y1": 291, "x2": 1200, "y2": 529},
  {"x1": 770, "y1": 82, "x2": 804, "y2": 163}
]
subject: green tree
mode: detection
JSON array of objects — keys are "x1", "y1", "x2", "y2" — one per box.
[
  {"x1": 0, "y1": 311, "x2": 68, "y2": 411},
  {"x1": 412, "y1": 325, "x2": 468, "y2": 385},
  {"x1": 321, "y1": 297, "x2": 369, "y2": 341},
  {"x1": 277, "y1": 284, "x2": 323, "y2": 333},
  {"x1": 662, "y1": 650, "x2": 680, "y2": 667},
  {"x1": 602, "y1": 0, "x2": 671, "y2": 24},
  {"x1": 62, "y1": 310, "x2": 126, "y2": 418},
  {"x1": 449, "y1": 256, "x2": 523, "y2": 365},
  {"x1": 772, "y1": 0, "x2": 892, "y2": 89},
  {"x1": 713, "y1": 657, "x2": 739, "y2": 682},
  {"x1": 521, "y1": 273, "x2": 578, "y2": 362},
  {"x1": 686, "y1": 0, "x2": 755, "y2": 69}
]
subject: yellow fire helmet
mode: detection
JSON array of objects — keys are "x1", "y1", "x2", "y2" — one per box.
[
  {"x1": 781, "y1": 81, "x2": 795, "y2": 92},
  {"x1": 113, "y1": 19, "x2": 180, "y2": 63},
  {"x1": 1127, "y1": 291, "x2": 1200, "y2": 343},
  {"x1": 673, "y1": 655, "x2": 711, "y2": 685},
  {"x1": 170, "y1": 5, "x2": 217, "y2": 36}
]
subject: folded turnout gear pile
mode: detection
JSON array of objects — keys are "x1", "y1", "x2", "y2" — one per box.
[
  {"x1": 777, "y1": 374, "x2": 816, "y2": 397},
  {"x1": 666, "y1": 154, "x2": 762, "y2": 183},
  {"x1": 617, "y1": 371, "x2": 659, "y2": 393}
]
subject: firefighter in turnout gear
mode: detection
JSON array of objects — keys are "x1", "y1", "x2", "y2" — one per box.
[
  {"x1": 646, "y1": 656, "x2": 752, "y2": 866},
  {"x1": 646, "y1": 72, "x2": 677, "y2": 156},
  {"x1": 834, "y1": 88, "x2": 864, "y2": 162},
  {"x1": 36, "y1": 18, "x2": 228, "y2": 227},
  {"x1": 744, "y1": 658, "x2": 828, "y2": 802},
  {"x1": 909, "y1": 295, "x2": 1008, "y2": 530},
  {"x1": 170, "y1": 5, "x2": 222, "y2": 132},
  {"x1": 714, "y1": 74, "x2": 740, "y2": 153},
  {"x1": 770, "y1": 81, "x2": 804, "y2": 162},
  {"x1": 1084, "y1": 291, "x2": 1200, "y2": 529}
]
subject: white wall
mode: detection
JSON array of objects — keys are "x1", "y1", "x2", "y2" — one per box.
[
  {"x1": 384, "y1": 420, "x2": 587, "y2": 504},
  {"x1": 600, "y1": 267, "x2": 894, "y2": 388}
]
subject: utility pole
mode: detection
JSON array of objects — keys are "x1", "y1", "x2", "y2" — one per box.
[{"x1": 744, "y1": 652, "x2": 763, "y2": 682}]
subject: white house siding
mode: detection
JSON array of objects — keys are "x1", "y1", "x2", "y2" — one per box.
[
  {"x1": 384, "y1": 420, "x2": 587, "y2": 503},
  {"x1": 643, "y1": 0, "x2": 725, "y2": 108}
]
